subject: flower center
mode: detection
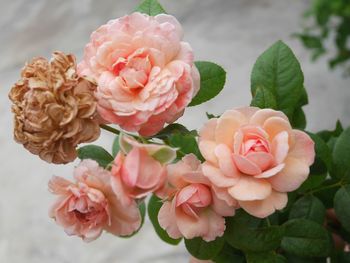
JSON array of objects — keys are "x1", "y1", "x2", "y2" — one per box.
[{"x1": 112, "y1": 49, "x2": 152, "y2": 91}]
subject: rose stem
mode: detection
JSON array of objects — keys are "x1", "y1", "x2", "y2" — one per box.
[{"x1": 100, "y1": 124, "x2": 120, "y2": 135}]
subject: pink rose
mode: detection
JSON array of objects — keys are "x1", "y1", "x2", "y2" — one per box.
[
  {"x1": 111, "y1": 134, "x2": 176, "y2": 203},
  {"x1": 78, "y1": 12, "x2": 200, "y2": 136},
  {"x1": 158, "y1": 154, "x2": 235, "y2": 242},
  {"x1": 49, "y1": 159, "x2": 141, "y2": 241},
  {"x1": 199, "y1": 107, "x2": 315, "y2": 218}
]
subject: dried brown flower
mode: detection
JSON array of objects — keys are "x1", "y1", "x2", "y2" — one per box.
[{"x1": 9, "y1": 51, "x2": 100, "y2": 164}]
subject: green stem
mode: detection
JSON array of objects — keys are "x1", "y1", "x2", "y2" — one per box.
[
  {"x1": 308, "y1": 181, "x2": 343, "y2": 194},
  {"x1": 266, "y1": 217, "x2": 271, "y2": 227},
  {"x1": 100, "y1": 124, "x2": 120, "y2": 135}
]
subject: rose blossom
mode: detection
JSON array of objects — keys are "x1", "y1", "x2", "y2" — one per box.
[
  {"x1": 111, "y1": 133, "x2": 176, "y2": 204},
  {"x1": 198, "y1": 107, "x2": 315, "y2": 218},
  {"x1": 158, "y1": 154, "x2": 235, "y2": 242},
  {"x1": 49, "y1": 159, "x2": 141, "y2": 241},
  {"x1": 9, "y1": 51, "x2": 100, "y2": 164},
  {"x1": 78, "y1": 12, "x2": 200, "y2": 136}
]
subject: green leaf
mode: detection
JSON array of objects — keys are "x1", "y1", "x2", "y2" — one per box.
[
  {"x1": 213, "y1": 243, "x2": 245, "y2": 263},
  {"x1": 77, "y1": 145, "x2": 114, "y2": 168},
  {"x1": 334, "y1": 185, "x2": 350, "y2": 233},
  {"x1": 251, "y1": 40, "x2": 304, "y2": 119},
  {"x1": 206, "y1": 112, "x2": 220, "y2": 119},
  {"x1": 134, "y1": 0, "x2": 166, "y2": 16},
  {"x1": 120, "y1": 202, "x2": 146, "y2": 238},
  {"x1": 291, "y1": 108, "x2": 306, "y2": 129},
  {"x1": 281, "y1": 219, "x2": 331, "y2": 258},
  {"x1": 185, "y1": 236, "x2": 225, "y2": 260},
  {"x1": 225, "y1": 210, "x2": 284, "y2": 252},
  {"x1": 308, "y1": 132, "x2": 332, "y2": 175},
  {"x1": 112, "y1": 135, "x2": 120, "y2": 157},
  {"x1": 317, "y1": 120, "x2": 343, "y2": 142},
  {"x1": 333, "y1": 127, "x2": 350, "y2": 178},
  {"x1": 314, "y1": 179, "x2": 340, "y2": 208},
  {"x1": 289, "y1": 195, "x2": 326, "y2": 224},
  {"x1": 147, "y1": 195, "x2": 181, "y2": 245},
  {"x1": 245, "y1": 251, "x2": 287, "y2": 263},
  {"x1": 189, "y1": 61, "x2": 226, "y2": 106},
  {"x1": 153, "y1": 123, "x2": 190, "y2": 139},
  {"x1": 250, "y1": 86, "x2": 277, "y2": 109},
  {"x1": 168, "y1": 133, "x2": 203, "y2": 161},
  {"x1": 298, "y1": 173, "x2": 327, "y2": 192}
]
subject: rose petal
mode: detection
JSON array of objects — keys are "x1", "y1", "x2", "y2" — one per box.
[
  {"x1": 199, "y1": 118, "x2": 218, "y2": 142},
  {"x1": 269, "y1": 157, "x2": 310, "y2": 192},
  {"x1": 199, "y1": 140, "x2": 218, "y2": 164},
  {"x1": 228, "y1": 176, "x2": 272, "y2": 201},
  {"x1": 250, "y1": 108, "x2": 289, "y2": 126},
  {"x1": 288, "y1": 130, "x2": 315, "y2": 166},
  {"x1": 239, "y1": 191, "x2": 288, "y2": 218},
  {"x1": 215, "y1": 144, "x2": 240, "y2": 178},
  {"x1": 215, "y1": 110, "x2": 246, "y2": 148},
  {"x1": 271, "y1": 131, "x2": 289, "y2": 164},
  {"x1": 263, "y1": 116, "x2": 292, "y2": 139},
  {"x1": 202, "y1": 162, "x2": 238, "y2": 187},
  {"x1": 254, "y1": 163, "x2": 285, "y2": 179},
  {"x1": 245, "y1": 152, "x2": 274, "y2": 171},
  {"x1": 212, "y1": 191, "x2": 236, "y2": 217},
  {"x1": 232, "y1": 154, "x2": 261, "y2": 176}
]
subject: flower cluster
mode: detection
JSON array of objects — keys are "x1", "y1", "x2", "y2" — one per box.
[{"x1": 8, "y1": 5, "x2": 322, "y2": 261}]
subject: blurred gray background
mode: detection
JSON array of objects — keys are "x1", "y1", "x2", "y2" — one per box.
[{"x1": 0, "y1": 0, "x2": 349, "y2": 262}]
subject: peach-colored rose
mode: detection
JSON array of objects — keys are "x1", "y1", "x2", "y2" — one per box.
[
  {"x1": 198, "y1": 107, "x2": 315, "y2": 218},
  {"x1": 158, "y1": 154, "x2": 235, "y2": 242},
  {"x1": 78, "y1": 12, "x2": 200, "y2": 136},
  {"x1": 49, "y1": 159, "x2": 141, "y2": 242},
  {"x1": 111, "y1": 134, "x2": 176, "y2": 203}
]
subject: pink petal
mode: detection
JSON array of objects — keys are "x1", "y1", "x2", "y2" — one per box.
[
  {"x1": 239, "y1": 191, "x2": 288, "y2": 218},
  {"x1": 288, "y1": 130, "x2": 315, "y2": 166},
  {"x1": 158, "y1": 200, "x2": 182, "y2": 239},
  {"x1": 201, "y1": 210, "x2": 226, "y2": 242},
  {"x1": 234, "y1": 106, "x2": 259, "y2": 119},
  {"x1": 271, "y1": 131, "x2": 289, "y2": 164},
  {"x1": 48, "y1": 176, "x2": 72, "y2": 195},
  {"x1": 212, "y1": 185, "x2": 238, "y2": 207},
  {"x1": 269, "y1": 157, "x2": 310, "y2": 192},
  {"x1": 199, "y1": 118, "x2": 218, "y2": 142},
  {"x1": 202, "y1": 162, "x2": 238, "y2": 187},
  {"x1": 263, "y1": 117, "x2": 292, "y2": 139},
  {"x1": 212, "y1": 191, "x2": 236, "y2": 217},
  {"x1": 215, "y1": 144, "x2": 240, "y2": 178},
  {"x1": 250, "y1": 108, "x2": 289, "y2": 126},
  {"x1": 176, "y1": 185, "x2": 198, "y2": 206},
  {"x1": 175, "y1": 205, "x2": 209, "y2": 240},
  {"x1": 137, "y1": 149, "x2": 164, "y2": 189},
  {"x1": 245, "y1": 152, "x2": 274, "y2": 171},
  {"x1": 228, "y1": 176, "x2": 272, "y2": 201},
  {"x1": 199, "y1": 140, "x2": 218, "y2": 164},
  {"x1": 232, "y1": 154, "x2": 261, "y2": 176},
  {"x1": 121, "y1": 147, "x2": 140, "y2": 188},
  {"x1": 215, "y1": 110, "x2": 247, "y2": 148},
  {"x1": 255, "y1": 163, "x2": 285, "y2": 179}
]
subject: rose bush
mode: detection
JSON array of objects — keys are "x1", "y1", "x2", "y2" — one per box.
[
  {"x1": 78, "y1": 12, "x2": 200, "y2": 136},
  {"x1": 10, "y1": 1, "x2": 350, "y2": 261}
]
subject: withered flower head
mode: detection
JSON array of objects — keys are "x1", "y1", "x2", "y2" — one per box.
[{"x1": 9, "y1": 51, "x2": 100, "y2": 164}]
